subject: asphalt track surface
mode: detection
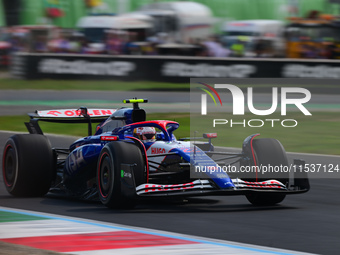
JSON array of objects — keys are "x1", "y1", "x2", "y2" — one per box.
[{"x1": 0, "y1": 131, "x2": 339, "y2": 255}]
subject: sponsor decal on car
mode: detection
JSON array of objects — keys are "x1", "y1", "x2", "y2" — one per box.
[
  {"x1": 151, "y1": 148, "x2": 166, "y2": 154},
  {"x1": 37, "y1": 109, "x2": 116, "y2": 117}
]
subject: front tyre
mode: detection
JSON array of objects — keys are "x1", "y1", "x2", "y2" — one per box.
[
  {"x1": 97, "y1": 142, "x2": 145, "y2": 209},
  {"x1": 2, "y1": 134, "x2": 54, "y2": 196},
  {"x1": 246, "y1": 192, "x2": 286, "y2": 206},
  {"x1": 245, "y1": 138, "x2": 289, "y2": 206}
]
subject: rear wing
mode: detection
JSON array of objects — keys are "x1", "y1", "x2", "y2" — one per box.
[{"x1": 25, "y1": 107, "x2": 117, "y2": 136}]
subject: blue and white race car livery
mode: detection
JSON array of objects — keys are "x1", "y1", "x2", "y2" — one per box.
[{"x1": 2, "y1": 99, "x2": 309, "y2": 209}]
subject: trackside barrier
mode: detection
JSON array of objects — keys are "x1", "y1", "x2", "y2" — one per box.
[{"x1": 10, "y1": 52, "x2": 340, "y2": 82}]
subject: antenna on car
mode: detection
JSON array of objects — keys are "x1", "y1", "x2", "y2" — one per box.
[{"x1": 123, "y1": 98, "x2": 148, "y2": 110}]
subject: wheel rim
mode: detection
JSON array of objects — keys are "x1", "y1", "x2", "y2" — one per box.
[
  {"x1": 98, "y1": 152, "x2": 112, "y2": 198},
  {"x1": 2, "y1": 144, "x2": 17, "y2": 188}
]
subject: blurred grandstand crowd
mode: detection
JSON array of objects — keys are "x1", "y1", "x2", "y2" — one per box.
[
  {"x1": 1, "y1": 6, "x2": 340, "y2": 64},
  {"x1": 8, "y1": 30, "x2": 233, "y2": 57},
  {"x1": 2, "y1": 27, "x2": 337, "y2": 60}
]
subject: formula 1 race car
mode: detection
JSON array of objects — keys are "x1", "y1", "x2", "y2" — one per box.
[{"x1": 2, "y1": 99, "x2": 310, "y2": 208}]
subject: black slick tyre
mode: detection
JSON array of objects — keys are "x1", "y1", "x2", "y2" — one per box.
[
  {"x1": 2, "y1": 134, "x2": 54, "y2": 197},
  {"x1": 97, "y1": 141, "x2": 145, "y2": 209},
  {"x1": 245, "y1": 138, "x2": 289, "y2": 206}
]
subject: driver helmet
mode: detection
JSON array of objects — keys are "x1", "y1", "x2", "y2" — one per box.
[{"x1": 134, "y1": 127, "x2": 156, "y2": 141}]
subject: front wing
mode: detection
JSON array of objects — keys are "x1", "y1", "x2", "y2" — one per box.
[{"x1": 134, "y1": 177, "x2": 309, "y2": 197}]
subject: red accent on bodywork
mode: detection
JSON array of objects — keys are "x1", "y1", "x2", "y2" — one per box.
[
  {"x1": 144, "y1": 182, "x2": 195, "y2": 193},
  {"x1": 126, "y1": 120, "x2": 178, "y2": 131},
  {"x1": 100, "y1": 136, "x2": 119, "y2": 141},
  {"x1": 204, "y1": 133, "x2": 217, "y2": 138},
  {"x1": 46, "y1": 110, "x2": 62, "y2": 116}
]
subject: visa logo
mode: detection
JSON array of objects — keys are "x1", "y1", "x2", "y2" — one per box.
[{"x1": 151, "y1": 148, "x2": 166, "y2": 154}]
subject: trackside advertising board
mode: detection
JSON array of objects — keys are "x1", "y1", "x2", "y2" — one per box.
[{"x1": 11, "y1": 53, "x2": 340, "y2": 82}]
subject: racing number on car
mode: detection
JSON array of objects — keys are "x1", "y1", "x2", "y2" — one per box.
[{"x1": 67, "y1": 148, "x2": 85, "y2": 174}]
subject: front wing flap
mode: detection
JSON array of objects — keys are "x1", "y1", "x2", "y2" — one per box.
[
  {"x1": 136, "y1": 180, "x2": 214, "y2": 196},
  {"x1": 135, "y1": 174, "x2": 309, "y2": 197}
]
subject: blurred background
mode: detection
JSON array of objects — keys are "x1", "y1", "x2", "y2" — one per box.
[
  {"x1": 1, "y1": 0, "x2": 340, "y2": 62},
  {"x1": 0, "y1": 0, "x2": 340, "y2": 154}
]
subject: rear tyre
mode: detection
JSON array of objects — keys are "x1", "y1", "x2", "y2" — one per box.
[
  {"x1": 245, "y1": 138, "x2": 288, "y2": 206},
  {"x1": 97, "y1": 142, "x2": 145, "y2": 209},
  {"x1": 2, "y1": 134, "x2": 54, "y2": 196}
]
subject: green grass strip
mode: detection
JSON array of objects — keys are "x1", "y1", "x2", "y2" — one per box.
[
  {"x1": 0, "y1": 211, "x2": 47, "y2": 223},
  {"x1": 0, "y1": 79, "x2": 190, "y2": 91},
  {"x1": 0, "y1": 112, "x2": 339, "y2": 155}
]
